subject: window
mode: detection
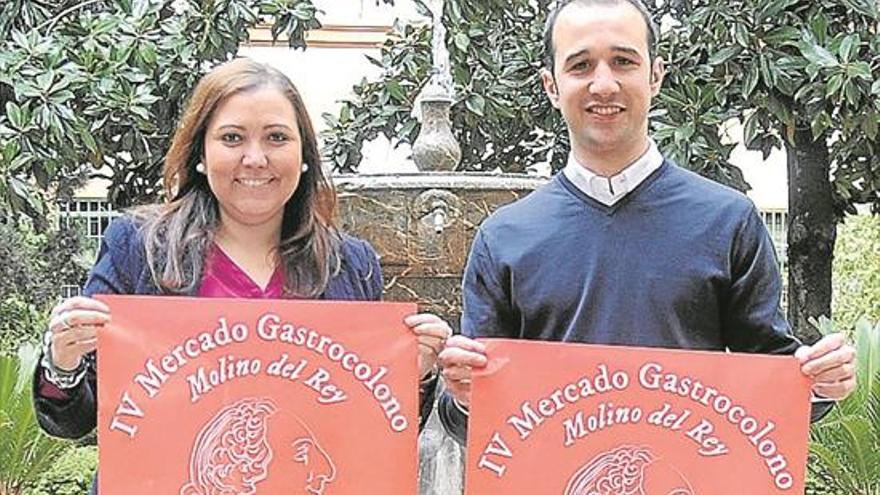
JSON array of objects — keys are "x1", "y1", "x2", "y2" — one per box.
[
  {"x1": 56, "y1": 199, "x2": 119, "y2": 299},
  {"x1": 759, "y1": 209, "x2": 788, "y2": 310},
  {"x1": 58, "y1": 199, "x2": 118, "y2": 242}
]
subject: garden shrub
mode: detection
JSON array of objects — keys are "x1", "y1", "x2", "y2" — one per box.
[
  {"x1": 24, "y1": 446, "x2": 97, "y2": 495},
  {"x1": 806, "y1": 317, "x2": 880, "y2": 494},
  {"x1": 833, "y1": 214, "x2": 880, "y2": 330},
  {"x1": 0, "y1": 220, "x2": 88, "y2": 354}
]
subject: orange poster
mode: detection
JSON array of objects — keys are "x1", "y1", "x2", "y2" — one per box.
[
  {"x1": 466, "y1": 340, "x2": 812, "y2": 494},
  {"x1": 97, "y1": 295, "x2": 418, "y2": 495}
]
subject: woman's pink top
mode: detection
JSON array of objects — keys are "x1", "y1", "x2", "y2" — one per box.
[{"x1": 197, "y1": 243, "x2": 285, "y2": 298}]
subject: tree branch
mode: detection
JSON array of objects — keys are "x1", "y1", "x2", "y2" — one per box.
[{"x1": 37, "y1": 0, "x2": 104, "y2": 34}]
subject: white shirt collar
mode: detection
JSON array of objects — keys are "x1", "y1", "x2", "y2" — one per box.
[{"x1": 563, "y1": 140, "x2": 663, "y2": 206}]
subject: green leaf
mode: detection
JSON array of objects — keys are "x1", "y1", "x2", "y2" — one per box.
[
  {"x1": 386, "y1": 80, "x2": 405, "y2": 101},
  {"x1": 825, "y1": 73, "x2": 844, "y2": 98},
  {"x1": 766, "y1": 93, "x2": 793, "y2": 128},
  {"x1": 733, "y1": 23, "x2": 749, "y2": 47},
  {"x1": 759, "y1": 56, "x2": 776, "y2": 88},
  {"x1": 130, "y1": 106, "x2": 149, "y2": 120},
  {"x1": 810, "y1": 111, "x2": 831, "y2": 138},
  {"x1": 863, "y1": 112, "x2": 878, "y2": 140},
  {"x1": 763, "y1": 26, "x2": 800, "y2": 45},
  {"x1": 0, "y1": 345, "x2": 71, "y2": 487},
  {"x1": 9, "y1": 153, "x2": 32, "y2": 173},
  {"x1": 49, "y1": 90, "x2": 75, "y2": 105},
  {"x1": 93, "y1": 16, "x2": 120, "y2": 36},
  {"x1": 140, "y1": 44, "x2": 158, "y2": 66},
  {"x1": 5, "y1": 102, "x2": 23, "y2": 129},
  {"x1": 10, "y1": 30, "x2": 29, "y2": 50},
  {"x1": 2, "y1": 140, "x2": 20, "y2": 164},
  {"x1": 465, "y1": 93, "x2": 485, "y2": 117},
  {"x1": 743, "y1": 65, "x2": 760, "y2": 97},
  {"x1": 842, "y1": 0, "x2": 878, "y2": 18},
  {"x1": 321, "y1": 112, "x2": 339, "y2": 128},
  {"x1": 844, "y1": 80, "x2": 860, "y2": 106},
  {"x1": 839, "y1": 34, "x2": 860, "y2": 63},
  {"x1": 848, "y1": 61, "x2": 872, "y2": 80},
  {"x1": 674, "y1": 123, "x2": 695, "y2": 142},
  {"x1": 364, "y1": 54, "x2": 383, "y2": 68},
  {"x1": 793, "y1": 82, "x2": 814, "y2": 102},
  {"x1": 399, "y1": 118, "x2": 417, "y2": 138},
  {"x1": 799, "y1": 41, "x2": 839, "y2": 68},
  {"x1": 454, "y1": 33, "x2": 470, "y2": 52},
  {"x1": 743, "y1": 112, "x2": 761, "y2": 148},
  {"x1": 809, "y1": 13, "x2": 829, "y2": 45},
  {"x1": 79, "y1": 128, "x2": 98, "y2": 155},
  {"x1": 707, "y1": 46, "x2": 742, "y2": 66},
  {"x1": 35, "y1": 71, "x2": 54, "y2": 92},
  {"x1": 774, "y1": 72, "x2": 798, "y2": 96},
  {"x1": 758, "y1": 0, "x2": 800, "y2": 23},
  {"x1": 9, "y1": 177, "x2": 41, "y2": 214},
  {"x1": 468, "y1": 27, "x2": 485, "y2": 38}
]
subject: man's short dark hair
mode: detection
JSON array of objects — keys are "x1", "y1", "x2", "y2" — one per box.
[{"x1": 543, "y1": 0, "x2": 659, "y2": 74}]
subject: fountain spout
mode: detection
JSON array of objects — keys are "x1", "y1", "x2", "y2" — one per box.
[{"x1": 431, "y1": 200, "x2": 448, "y2": 234}]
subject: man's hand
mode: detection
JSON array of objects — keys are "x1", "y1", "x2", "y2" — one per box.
[
  {"x1": 404, "y1": 313, "x2": 452, "y2": 379},
  {"x1": 438, "y1": 335, "x2": 488, "y2": 408},
  {"x1": 795, "y1": 332, "x2": 857, "y2": 401}
]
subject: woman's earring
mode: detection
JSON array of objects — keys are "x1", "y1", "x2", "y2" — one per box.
[
  {"x1": 301, "y1": 163, "x2": 309, "y2": 173},
  {"x1": 195, "y1": 162, "x2": 205, "y2": 174}
]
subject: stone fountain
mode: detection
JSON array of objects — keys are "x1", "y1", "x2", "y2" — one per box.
[{"x1": 332, "y1": 1, "x2": 546, "y2": 493}]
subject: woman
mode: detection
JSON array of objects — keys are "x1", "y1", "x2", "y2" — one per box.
[{"x1": 33, "y1": 58, "x2": 449, "y2": 492}]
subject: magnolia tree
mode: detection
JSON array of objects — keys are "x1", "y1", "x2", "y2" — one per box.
[
  {"x1": 323, "y1": 0, "x2": 880, "y2": 340},
  {"x1": 0, "y1": 0, "x2": 336, "y2": 225},
  {"x1": 655, "y1": 0, "x2": 880, "y2": 340}
]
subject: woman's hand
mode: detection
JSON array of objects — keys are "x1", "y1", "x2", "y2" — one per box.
[
  {"x1": 403, "y1": 313, "x2": 452, "y2": 380},
  {"x1": 47, "y1": 296, "x2": 111, "y2": 371}
]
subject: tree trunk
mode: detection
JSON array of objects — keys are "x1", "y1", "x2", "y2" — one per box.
[{"x1": 785, "y1": 128, "x2": 836, "y2": 343}]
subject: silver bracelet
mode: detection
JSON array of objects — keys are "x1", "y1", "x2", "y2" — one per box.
[{"x1": 41, "y1": 331, "x2": 88, "y2": 390}]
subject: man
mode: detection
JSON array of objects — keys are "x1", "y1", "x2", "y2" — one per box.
[{"x1": 437, "y1": 0, "x2": 856, "y2": 442}]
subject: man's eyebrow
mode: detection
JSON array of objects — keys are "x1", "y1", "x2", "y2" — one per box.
[
  {"x1": 562, "y1": 45, "x2": 643, "y2": 66},
  {"x1": 563, "y1": 48, "x2": 590, "y2": 66},
  {"x1": 611, "y1": 45, "x2": 642, "y2": 58}
]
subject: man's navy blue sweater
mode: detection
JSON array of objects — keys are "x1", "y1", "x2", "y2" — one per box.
[{"x1": 440, "y1": 160, "x2": 823, "y2": 441}]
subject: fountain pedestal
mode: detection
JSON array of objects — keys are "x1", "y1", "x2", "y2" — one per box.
[{"x1": 333, "y1": 1, "x2": 547, "y2": 493}]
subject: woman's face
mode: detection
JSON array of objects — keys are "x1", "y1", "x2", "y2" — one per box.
[{"x1": 202, "y1": 86, "x2": 304, "y2": 233}]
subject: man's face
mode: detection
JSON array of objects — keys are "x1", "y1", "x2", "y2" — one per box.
[
  {"x1": 291, "y1": 436, "x2": 336, "y2": 495},
  {"x1": 542, "y1": 1, "x2": 664, "y2": 165},
  {"x1": 255, "y1": 411, "x2": 337, "y2": 494}
]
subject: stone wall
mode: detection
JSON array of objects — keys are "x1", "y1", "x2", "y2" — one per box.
[{"x1": 336, "y1": 172, "x2": 546, "y2": 329}]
